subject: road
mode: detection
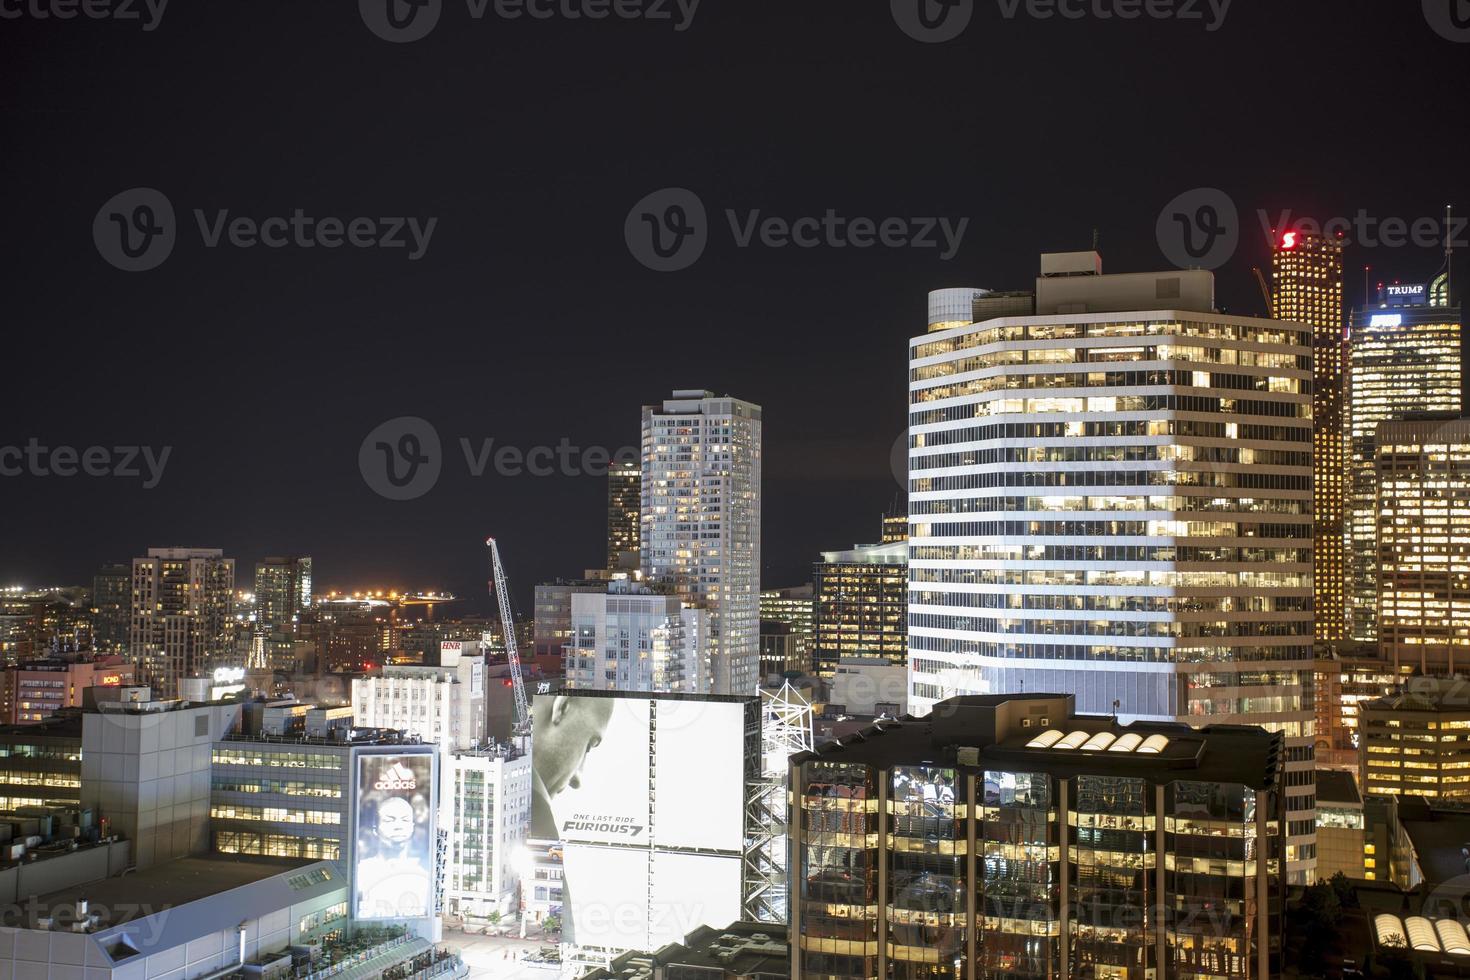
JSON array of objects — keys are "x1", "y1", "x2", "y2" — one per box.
[{"x1": 446, "y1": 927, "x2": 563, "y2": 980}]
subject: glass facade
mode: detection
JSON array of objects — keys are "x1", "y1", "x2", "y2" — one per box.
[
  {"x1": 209, "y1": 742, "x2": 350, "y2": 859},
  {"x1": 794, "y1": 752, "x2": 1283, "y2": 980},
  {"x1": 1375, "y1": 419, "x2": 1470, "y2": 673},
  {"x1": 814, "y1": 542, "x2": 908, "y2": 679},
  {"x1": 1346, "y1": 300, "x2": 1463, "y2": 641}
]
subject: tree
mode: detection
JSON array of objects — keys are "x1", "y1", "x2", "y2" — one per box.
[{"x1": 543, "y1": 913, "x2": 562, "y2": 935}]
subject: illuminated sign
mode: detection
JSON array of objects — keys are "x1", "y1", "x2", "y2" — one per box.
[
  {"x1": 213, "y1": 667, "x2": 245, "y2": 684},
  {"x1": 441, "y1": 641, "x2": 462, "y2": 654},
  {"x1": 98, "y1": 674, "x2": 123, "y2": 686},
  {"x1": 1384, "y1": 283, "x2": 1427, "y2": 307},
  {"x1": 354, "y1": 752, "x2": 435, "y2": 920},
  {"x1": 1370, "y1": 314, "x2": 1404, "y2": 328},
  {"x1": 1280, "y1": 231, "x2": 1298, "y2": 249}
]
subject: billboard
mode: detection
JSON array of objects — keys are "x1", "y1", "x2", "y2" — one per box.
[
  {"x1": 530, "y1": 692, "x2": 755, "y2": 953},
  {"x1": 354, "y1": 751, "x2": 435, "y2": 920}
]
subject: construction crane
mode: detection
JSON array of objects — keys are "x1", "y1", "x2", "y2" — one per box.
[
  {"x1": 1252, "y1": 267, "x2": 1274, "y2": 318},
  {"x1": 487, "y1": 537, "x2": 532, "y2": 741}
]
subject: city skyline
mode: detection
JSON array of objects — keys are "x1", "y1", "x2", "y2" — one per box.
[{"x1": 2, "y1": 3, "x2": 1465, "y2": 607}]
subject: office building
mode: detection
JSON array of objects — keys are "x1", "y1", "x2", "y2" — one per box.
[
  {"x1": 608, "y1": 458, "x2": 641, "y2": 570},
  {"x1": 129, "y1": 548, "x2": 236, "y2": 698},
  {"x1": 1359, "y1": 678, "x2": 1470, "y2": 801},
  {"x1": 1313, "y1": 649, "x2": 1406, "y2": 765},
  {"x1": 564, "y1": 580, "x2": 707, "y2": 692},
  {"x1": 1273, "y1": 231, "x2": 1347, "y2": 641},
  {"x1": 90, "y1": 563, "x2": 131, "y2": 655},
  {"x1": 1313, "y1": 769, "x2": 1370, "y2": 881},
  {"x1": 812, "y1": 537, "x2": 907, "y2": 679},
  {"x1": 760, "y1": 621, "x2": 803, "y2": 676},
  {"x1": 760, "y1": 585, "x2": 815, "y2": 669},
  {"x1": 0, "y1": 713, "x2": 84, "y2": 812},
  {"x1": 1347, "y1": 275, "x2": 1462, "y2": 640},
  {"x1": 254, "y1": 556, "x2": 313, "y2": 672},
  {"x1": 881, "y1": 510, "x2": 908, "y2": 545},
  {"x1": 446, "y1": 743, "x2": 532, "y2": 918},
  {"x1": 789, "y1": 693, "x2": 1286, "y2": 980},
  {"x1": 642, "y1": 389, "x2": 762, "y2": 696},
  {"x1": 1375, "y1": 416, "x2": 1470, "y2": 673},
  {"x1": 828, "y1": 657, "x2": 907, "y2": 717},
  {"x1": 0, "y1": 654, "x2": 133, "y2": 724},
  {"x1": 907, "y1": 253, "x2": 1317, "y2": 879}
]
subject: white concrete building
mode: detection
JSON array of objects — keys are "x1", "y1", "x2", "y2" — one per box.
[
  {"x1": 641, "y1": 390, "x2": 762, "y2": 696},
  {"x1": 565, "y1": 580, "x2": 708, "y2": 693},
  {"x1": 446, "y1": 746, "x2": 533, "y2": 918},
  {"x1": 351, "y1": 643, "x2": 487, "y2": 753},
  {"x1": 906, "y1": 253, "x2": 1317, "y2": 880}
]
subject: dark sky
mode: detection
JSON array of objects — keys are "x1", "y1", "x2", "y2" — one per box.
[{"x1": 1, "y1": 0, "x2": 1466, "y2": 613}]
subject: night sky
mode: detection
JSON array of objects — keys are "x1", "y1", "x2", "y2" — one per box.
[{"x1": 1, "y1": 0, "x2": 1466, "y2": 612}]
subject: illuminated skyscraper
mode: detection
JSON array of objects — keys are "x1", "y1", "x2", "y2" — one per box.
[
  {"x1": 1347, "y1": 276, "x2": 1462, "y2": 641},
  {"x1": 641, "y1": 390, "x2": 762, "y2": 695},
  {"x1": 1273, "y1": 230, "x2": 1346, "y2": 640},
  {"x1": 607, "y1": 459, "x2": 640, "y2": 570},
  {"x1": 907, "y1": 253, "x2": 1317, "y2": 879},
  {"x1": 812, "y1": 535, "x2": 907, "y2": 679},
  {"x1": 1376, "y1": 416, "x2": 1470, "y2": 673},
  {"x1": 130, "y1": 547, "x2": 236, "y2": 697}
]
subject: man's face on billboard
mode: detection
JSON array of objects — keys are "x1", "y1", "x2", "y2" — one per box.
[
  {"x1": 377, "y1": 796, "x2": 415, "y2": 845},
  {"x1": 536, "y1": 696, "x2": 615, "y2": 797}
]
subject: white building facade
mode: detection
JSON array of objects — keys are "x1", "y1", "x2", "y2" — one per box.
[
  {"x1": 641, "y1": 390, "x2": 762, "y2": 696},
  {"x1": 906, "y1": 253, "x2": 1318, "y2": 880},
  {"x1": 446, "y1": 746, "x2": 533, "y2": 918},
  {"x1": 564, "y1": 580, "x2": 707, "y2": 693}
]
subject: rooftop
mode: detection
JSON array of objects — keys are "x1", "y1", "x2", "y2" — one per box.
[
  {"x1": 1316, "y1": 769, "x2": 1363, "y2": 807},
  {"x1": 793, "y1": 695, "x2": 1281, "y2": 792},
  {"x1": 7, "y1": 855, "x2": 331, "y2": 931},
  {"x1": 584, "y1": 922, "x2": 788, "y2": 980}
]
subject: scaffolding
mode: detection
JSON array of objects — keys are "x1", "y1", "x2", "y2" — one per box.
[{"x1": 744, "y1": 681, "x2": 815, "y2": 923}]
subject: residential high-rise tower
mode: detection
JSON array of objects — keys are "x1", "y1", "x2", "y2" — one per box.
[
  {"x1": 129, "y1": 547, "x2": 236, "y2": 697},
  {"x1": 641, "y1": 390, "x2": 762, "y2": 695}
]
